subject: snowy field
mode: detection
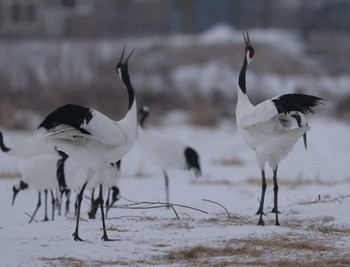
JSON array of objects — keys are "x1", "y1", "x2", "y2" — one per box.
[{"x1": 1, "y1": 113, "x2": 350, "y2": 266}]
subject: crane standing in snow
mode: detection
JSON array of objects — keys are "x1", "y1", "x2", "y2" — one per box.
[
  {"x1": 0, "y1": 131, "x2": 68, "y2": 220},
  {"x1": 12, "y1": 152, "x2": 65, "y2": 223},
  {"x1": 38, "y1": 46, "x2": 137, "y2": 241},
  {"x1": 235, "y1": 30, "x2": 325, "y2": 226},
  {"x1": 138, "y1": 106, "x2": 201, "y2": 207}
]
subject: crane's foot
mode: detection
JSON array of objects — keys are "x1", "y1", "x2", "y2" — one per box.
[
  {"x1": 257, "y1": 217, "x2": 265, "y2": 226},
  {"x1": 43, "y1": 217, "x2": 49, "y2": 222},
  {"x1": 101, "y1": 233, "x2": 121, "y2": 242},
  {"x1": 271, "y1": 207, "x2": 281, "y2": 214},
  {"x1": 275, "y1": 221, "x2": 280, "y2": 226},
  {"x1": 258, "y1": 214, "x2": 265, "y2": 226},
  {"x1": 72, "y1": 232, "x2": 84, "y2": 241}
]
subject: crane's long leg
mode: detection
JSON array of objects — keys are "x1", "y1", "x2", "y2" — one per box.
[
  {"x1": 50, "y1": 190, "x2": 55, "y2": 221},
  {"x1": 257, "y1": 170, "x2": 267, "y2": 226},
  {"x1": 272, "y1": 166, "x2": 280, "y2": 226},
  {"x1": 72, "y1": 182, "x2": 88, "y2": 241},
  {"x1": 29, "y1": 192, "x2": 41, "y2": 224},
  {"x1": 56, "y1": 188, "x2": 63, "y2": 216},
  {"x1": 88, "y1": 188, "x2": 97, "y2": 219},
  {"x1": 74, "y1": 194, "x2": 78, "y2": 217},
  {"x1": 65, "y1": 190, "x2": 71, "y2": 216},
  {"x1": 164, "y1": 171, "x2": 170, "y2": 209},
  {"x1": 105, "y1": 188, "x2": 111, "y2": 218},
  {"x1": 97, "y1": 185, "x2": 113, "y2": 241},
  {"x1": 43, "y1": 189, "x2": 49, "y2": 222}
]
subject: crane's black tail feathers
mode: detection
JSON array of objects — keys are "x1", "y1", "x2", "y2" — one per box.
[
  {"x1": 185, "y1": 147, "x2": 201, "y2": 177},
  {"x1": 272, "y1": 94, "x2": 325, "y2": 115},
  {"x1": 38, "y1": 104, "x2": 93, "y2": 134}
]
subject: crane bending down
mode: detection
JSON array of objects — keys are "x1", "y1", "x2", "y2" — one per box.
[
  {"x1": 138, "y1": 106, "x2": 201, "y2": 207},
  {"x1": 55, "y1": 149, "x2": 121, "y2": 219},
  {"x1": 38, "y1": 46, "x2": 137, "y2": 241},
  {"x1": 12, "y1": 152, "x2": 65, "y2": 223},
  {"x1": 0, "y1": 131, "x2": 69, "y2": 219},
  {"x1": 236, "y1": 30, "x2": 325, "y2": 226}
]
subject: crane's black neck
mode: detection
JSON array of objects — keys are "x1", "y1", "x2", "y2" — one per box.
[
  {"x1": 238, "y1": 56, "x2": 248, "y2": 94},
  {"x1": 121, "y1": 67, "x2": 135, "y2": 110},
  {"x1": 139, "y1": 111, "x2": 149, "y2": 128},
  {"x1": 0, "y1": 131, "x2": 11, "y2": 152}
]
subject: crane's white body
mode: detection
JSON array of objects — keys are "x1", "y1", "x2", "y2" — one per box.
[
  {"x1": 44, "y1": 106, "x2": 137, "y2": 174},
  {"x1": 137, "y1": 106, "x2": 201, "y2": 207},
  {"x1": 19, "y1": 153, "x2": 60, "y2": 191},
  {"x1": 138, "y1": 127, "x2": 188, "y2": 171},
  {"x1": 236, "y1": 89, "x2": 309, "y2": 170},
  {"x1": 63, "y1": 156, "x2": 121, "y2": 193},
  {"x1": 4, "y1": 132, "x2": 56, "y2": 160}
]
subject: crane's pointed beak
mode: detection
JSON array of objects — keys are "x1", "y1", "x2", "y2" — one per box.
[
  {"x1": 242, "y1": 28, "x2": 251, "y2": 47},
  {"x1": 124, "y1": 47, "x2": 135, "y2": 64},
  {"x1": 119, "y1": 43, "x2": 127, "y2": 63}
]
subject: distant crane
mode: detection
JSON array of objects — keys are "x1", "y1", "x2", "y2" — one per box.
[
  {"x1": 0, "y1": 131, "x2": 55, "y2": 159},
  {"x1": 12, "y1": 152, "x2": 64, "y2": 223},
  {"x1": 236, "y1": 30, "x2": 325, "y2": 226},
  {"x1": 56, "y1": 150, "x2": 121, "y2": 219},
  {"x1": 1, "y1": 131, "x2": 68, "y2": 220},
  {"x1": 38, "y1": 46, "x2": 137, "y2": 241},
  {"x1": 85, "y1": 161, "x2": 121, "y2": 219},
  {"x1": 138, "y1": 106, "x2": 201, "y2": 207}
]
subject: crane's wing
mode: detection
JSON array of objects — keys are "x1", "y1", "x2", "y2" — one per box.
[
  {"x1": 239, "y1": 94, "x2": 324, "y2": 129},
  {"x1": 39, "y1": 104, "x2": 127, "y2": 146},
  {"x1": 239, "y1": 99, "x2": 278, "y2": 128}
]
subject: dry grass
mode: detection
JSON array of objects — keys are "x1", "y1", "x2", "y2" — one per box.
[
  {"x1": 104, "y1": 224, "x2": 129, "y2": 232},
  {"x1": 39, "y1": 256, "x2": 132, "y2": 266},
  {"x1": 157, "y1": 230, "x2": 346, "y2": 266},
  {"x1": 298, "y1": 194, "x2": 350, "y2": 206},
  {"x1": 39, "y1": 214, "x2": 350, "y2": 266},
  {"x1": 212, "y1": 156, "x2": 245, "y2": 166},
  {"x1": 160, "y1": 220, "x2": 195, "y2": 230},
  {"x1": 0, "y1": 171, "x2": 21, "y2": 179},
  {"x1": 191, "y1": 178, "x2": 234, "y2": 186},
  {"x1": 132, "y1": 169, "x2": 152, "y2": 179},
  {"x1": 245, "y1": 176, "x2": 344, "y2": 188}
]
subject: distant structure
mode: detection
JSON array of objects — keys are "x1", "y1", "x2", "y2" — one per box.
[
  {"x1": 0, "y1": 0, "x2": 195, "y2": 39},
  {"x1": 1, "y1": 0, "x2": 349, "y2": 39}
]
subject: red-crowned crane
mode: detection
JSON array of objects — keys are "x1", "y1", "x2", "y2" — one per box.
[
  {"x1": 38, "y1": 46, "x2": 137, "y2": 241},
  {"x1": 138, "y1": 106, "x2": 201, "y2": 207},
  {"x1": 236, "y1": 30, "x2": 325, "y2": 226},
  {"x1": 12, "y1": 152, "x2": 64, "y2": 223}
]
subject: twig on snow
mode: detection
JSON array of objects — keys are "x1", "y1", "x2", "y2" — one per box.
[
  {"x1": 110, "y1": 197, "x2": 208, "y2": 219},
  {"x1": 202, "y1": 198, "x2": 231, "y2": 219},
  {"x1": 25, "y1": 212, "x2": 38, "y2": 223}
]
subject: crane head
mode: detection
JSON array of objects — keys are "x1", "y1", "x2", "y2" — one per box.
[
  {"x1": 116, "y1": 44, "x2": 135, "y2": 82},
  {"x1": 12, "y1": 181, "x2": 28, "y2": 206},
  {"x1": 243, "y1": 29, "x2": 254, "y2": 64}
]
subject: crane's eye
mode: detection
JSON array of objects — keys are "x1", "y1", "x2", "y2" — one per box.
[{"x1": 249, "y1": 48, "x2": 255, "y2": 58}]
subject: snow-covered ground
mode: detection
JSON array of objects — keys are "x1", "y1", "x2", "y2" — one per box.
[{"x1": 1, "y1": 114, "x2": 350, "y2": 266}]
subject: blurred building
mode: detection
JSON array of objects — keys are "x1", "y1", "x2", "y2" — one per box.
[
  {"x1": 0, "y1": 0, "x2": 193, "y2": 39},
  {"x1": 1, "y1": 0, "x2": 349, "y2": 39}
]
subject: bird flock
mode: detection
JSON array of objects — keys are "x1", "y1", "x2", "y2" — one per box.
[{"x1": 0, "y1": 31, "x2": 324, "y2": 241}]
